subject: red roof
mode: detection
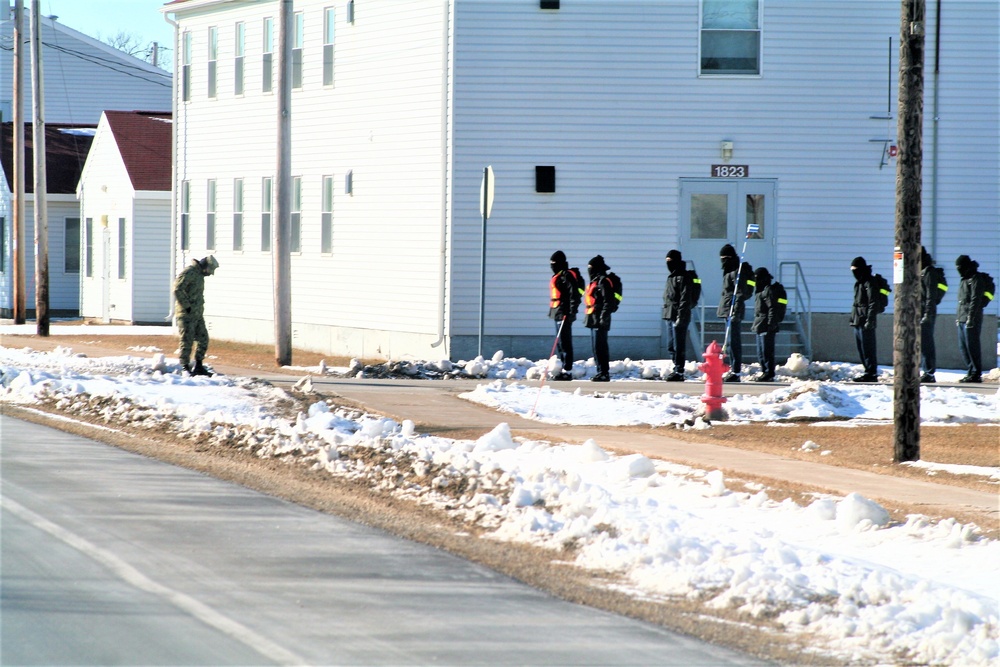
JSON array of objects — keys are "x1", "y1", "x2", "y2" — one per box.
[
  {"x1": 104, "y1": 111, "x2": 172, "y2": 192},
  {"x1": 0, "y1": 122, "x2": 96, "y2": 194}
]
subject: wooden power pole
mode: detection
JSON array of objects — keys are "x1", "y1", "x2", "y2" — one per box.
[
  {"x1": 12, "y1": 0, "x2": 26, "y2": 324},
  {"x1": 893, "y1": 0, "x2": 925, "y2": 463},
  {"x1": 273, "y1": 0, "x2": 292, "y2": 366},
  {"x1": 30, "y1": 0, "x2": 49, "y2": 336}
]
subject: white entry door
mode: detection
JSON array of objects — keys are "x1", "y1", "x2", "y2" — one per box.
[{"x1": 679, "y1": 178, "x2": 776, "y2": 306}]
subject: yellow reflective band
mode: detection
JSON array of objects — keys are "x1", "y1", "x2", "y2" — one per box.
[
  {"x1": 614, "y1": 293, "x2": 623, "y2": 301},
  {"x1": 937, "y1": 283, "x2": 948, "y2": 292},
  {"x1": 693, "y1": 278, "x2": 701, "y2": 284},
  {"x1": 880, "y1": 288, "x2": 890, "y2": 295},
  {"x1": 777, "y1": 298, "x2": 788, "y2": 304},
  {"x1": 986, "y1": 291, "x2": 995, "y2": 301},
  {"x1": 746, "y1": 279, "x2": 756, "y2": 286}
]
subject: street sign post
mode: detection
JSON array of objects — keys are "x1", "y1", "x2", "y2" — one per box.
[{"x1": 478, "y1": 166, "x2": 494, "y2": 357}]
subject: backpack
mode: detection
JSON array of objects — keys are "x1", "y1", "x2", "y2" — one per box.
[
  {"x1": 982, "y1": 272, "x2": 996, "y2": 303},
  {"x1": 771, "y1": 282, "x2": 788, "y2": 324},
  {"x1": 687, "y1": 269, "x2": 702, "y2": 307},
  {"x1": 871, "y1": 273, "x2": 891, "y2": 314},
  {"x1": 738, "y1": 261, "x2": 756, "y2": 302},
  {"x1": 930, "y1": 266, "x2": 948, "y2": 305},
  {"x1": 605, "y1": 271, "x2": 623, "y2": 312},
  {"x1": 567, "y1": 267, "x2": 586, "y2": 309}
]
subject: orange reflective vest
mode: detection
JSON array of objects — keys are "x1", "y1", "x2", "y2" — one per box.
[{"x1": 585, "y1": 280, "x2": 598, "y2": 315}]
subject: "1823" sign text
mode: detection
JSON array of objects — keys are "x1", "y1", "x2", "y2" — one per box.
[{"x1": 711, "y1": 164, "x2": 749, "y2": 177}]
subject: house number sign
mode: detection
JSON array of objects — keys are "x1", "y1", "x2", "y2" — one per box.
[{"x1": 711, "y1": 164, "x2": 749, "y2": 177}]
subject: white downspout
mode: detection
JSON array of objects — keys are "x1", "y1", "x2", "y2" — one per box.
[
  {"x1": 431, "y1": 0, "x2": 452, "y2": 353},
  {"x1": 163, "y1": 9, "x2": 179, "y2": 323}
]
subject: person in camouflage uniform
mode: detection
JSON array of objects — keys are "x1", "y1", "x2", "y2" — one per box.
[{"x1": 174, "y1": 255, "x2": 219, "y2": 376}]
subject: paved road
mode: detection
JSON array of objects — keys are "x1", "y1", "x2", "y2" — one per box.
[{"x1": 1, "y1": 415, "x2": 769, "y2": 666}]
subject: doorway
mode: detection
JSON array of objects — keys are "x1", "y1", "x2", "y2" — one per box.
[{"x1": 679, "y1": 178, "x2": 777, "y2": 304}]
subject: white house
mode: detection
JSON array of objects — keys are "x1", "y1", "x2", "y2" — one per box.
[
  {"x1": 0, "y1": 122, "x2": 94, "y2": 318},
  {"x1": 0, "y1": 7, "x2": 173, "y2": 318},
  {"x1": 78, "y1": 111, "x2": 173, "y2": 325},
  {"x1": 164, "y1": 0, "x2": 999, "y2": 367}
]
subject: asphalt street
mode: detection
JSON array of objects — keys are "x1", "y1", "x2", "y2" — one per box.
[{"x1": 1, "y1": 415, "x2": 771, "y2": 666}]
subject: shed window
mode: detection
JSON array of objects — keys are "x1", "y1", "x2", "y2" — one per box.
[
  {"x1": 700, "y1": 0, "x2": 761, "y2": 75},
  {"x1": 85, "y1": 217, "x2": 94, "y2": 277},
  {"x1": 117, "y1": 218, "x2": 127, "y2": 279},
  {"x1": 65, "y1": 217, "x2": 80, "y2": 273}
]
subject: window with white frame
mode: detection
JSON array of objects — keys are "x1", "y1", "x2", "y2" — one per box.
[
  {"x1": 233, "y1": 178, "x2": 244, "y2": 251},
  {"x1": 208, "y1": 26, "x2": 218, "y2": 97},
  {"x1": 180, "y1": 181, "x2": 190, "y2": 250},
  {"x1": 65, "y1": 217, "x2": 80, "y2": 273},
  {"x1": 323, "y1": 8, "x2": 335, "y2": 86},
  {"x1": 700, "y1": 0, "x2": 761, "y2": 75},
  {"x1": 182, "y1": 32, "x2": 192, "y2": 101},
  {"x1": 263, "y1": 17, "x2": 274, "y2": 93},
  {"x1": 85, "y1": 217, "x2": 94, "y2": 277},
  {"x1": 321, "y1": 176, "x2": 333, "y2": 253},
  {"x1": 291, "y1": 176, "x2": 302, "y2": 253},
  {"x1": 206, "y1": 179, "x2": 217, "y2": 250},
  {"x1": 293, "y1": 12, "x2": 304, "y2": 89},
  {"x1": 117, "y1": 218, "x2": 127, "y2": 279},
  {"x1": 0, "y1": 217, "x2": 6, "y2": 273},
  {"x1": 234, "y1": 22, "x2": 245, "y2": 96},
  {"x1": 261, "y1": 177, "x2": 272, "y2": 251}
]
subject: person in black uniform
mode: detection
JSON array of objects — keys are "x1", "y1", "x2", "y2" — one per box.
[
  {"x1": 662, "y1": 249, "x2": 692, "y2": 381},
  {"x1": 750, "y1": 266, "x2": 779, "y2": 382},
  {"x1": 548, "y1": 250, "x2": 582, "y2": 381},
  {"x1": 849, "y1": 256, "x2": 879, "y2": 382},
  {"x1": 919, "y1": 246, "x2": 947, "y2": 383},
  {"x1": 717, "y1": 244, "x2": 752, "y2": 382},
  {"x1": 584, "y1": 255, "x2": 613, "y2": 382},
  {"x1": 955, "y1": 254, "x2": 990, "y2": 383}
]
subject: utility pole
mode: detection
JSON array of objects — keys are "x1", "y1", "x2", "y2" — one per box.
[
  {"x1": 893, "y1": 0, "x2": 925, "y2": 463},
  {"x1": 12, "y1": 0, "x2": 26, "y2": 324},
  {"x1": 273, "y1": 0, "x2": 292, "y2": 366},
  {"x1": 30, "y1": 0, "x2": 49, "y2": 336}
]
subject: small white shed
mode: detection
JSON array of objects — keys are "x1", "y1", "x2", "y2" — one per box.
[{"x1": 78, "y1": 111, "x2": 172, "y2": 324}]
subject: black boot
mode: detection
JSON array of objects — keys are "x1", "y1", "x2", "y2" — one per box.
[{"x1": 191, "y1": 360, "x2": 213, "y2": 377}]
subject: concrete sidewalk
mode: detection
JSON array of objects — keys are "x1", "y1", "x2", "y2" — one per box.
[{"x1": 238, "y1": 371, "x2": 999, "y2": 524}]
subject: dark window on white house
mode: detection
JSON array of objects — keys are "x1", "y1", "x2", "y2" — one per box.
[
  {"x1": 182, "y1": 32, "x2": 192, "y2": 101},
  {"x1": 321, "y1": 175, "x2": 333, "y2": 253},
  {"x1": 180, "y1": 181, "x2": 191, "y2": 250},
  {"x1": 206, "y1": 179, "x2": 217, "y2": 251},
  {"x1": 208, "y1": 26, "x2": 218, "y2": 97},
  {"x1": 323, "y1": 8, "x2": 335, "y2": 86},
  {"x1": 0, "y1": 217, "x2": 6, "y2": 273},
  {"x1": 261, "y1": 177, "x2": 272, "y2": 252},
  {"x1": 233, "y1": 178, "x2": 244, "y2": 251},
  {"x1": 85, "y1": 217, "x2": 94, "y2": 277},
  {"x1": 700, "y1": 0, "x2": 761, "y2": 75},
  {"x1": 291, "y1": 176, "x2": 302, "y2": 253},
  {"x1": 263, "y1": 17, "x2": 274, "y2": 93},
  {"x1": 117, "y1": 218, "x2": 127, "y2": 279},
  {"x1": 292, "y1": 12, "x2": 304, "y2": 89},
  {"x1": 65, "y1": 217, "x2": 80, "y2": 273},
  {"x1": 536, "y1": 166, "x2": 556, "y2": 193},
  {"x1": 234, "y1": 22, "x2": 245, "y2": 95}
]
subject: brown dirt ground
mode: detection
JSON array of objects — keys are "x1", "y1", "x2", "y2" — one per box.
[{"x1": 3, "y1": 328, "x2": 998, "y2": 664}]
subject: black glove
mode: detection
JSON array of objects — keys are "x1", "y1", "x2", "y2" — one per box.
[{"x1": 186, "y1": 307, "x2": 191, "y2": 314}]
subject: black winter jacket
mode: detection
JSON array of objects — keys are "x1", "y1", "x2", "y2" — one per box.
[
  {"x1": 584, "y1": 273, "x2": 613, "y2": 330},
  {"x1": 957, "y1": 272, "x2": 990, "y2": 327},
  {"x1": 662, "y1": 270, "x2": 691, "y2": 324},
  {"x1": 549, "y1": 268, "x2": 583, "y2": 321},
  {"x1": 849, "y1": 277, "x2": 878, "y2": 330}
]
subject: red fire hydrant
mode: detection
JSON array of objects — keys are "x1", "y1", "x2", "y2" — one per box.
[{"x1": 698, "y1": 340, "x2": 729, "y2": 421}]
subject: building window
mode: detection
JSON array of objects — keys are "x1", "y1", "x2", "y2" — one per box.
[
  {"x1": 206, "y1": 179, "x2": 217, "y2": 251},
  {"x1": 291, "y1": 176, "x2": 302, "y2": 253},
  {"x1": 234, "y1": 22, "x2": 245, "y2": 96},
  {"x1": 182, "y1": 31, "x2": 192, "y2": 101},
  {"x1": 233, "y1": 178, "x2": 244, "y2": 251},
  {"x1": 261, "y1": 177, "x2": 272, "y2": 252},
  {"x1": 65, "y1": 217, "x2": 80, "y2": 273},
  {"x1": 700, "y1": 0, "x2": 761, "y2": 75},
  {"x1": 323, "y1": 8, "x2": 335, "y2": 86},
  {"x1": 292, "y1": 12, "x2": 304, "y2": 89},
  {"x1": 208, "y1": 26, "x2": 218, "y2": 97},
  {"x1": 321, "y1": 175, "x2": 333, "y2": 253},
  {"x1": 85, "y1": 217, "x2": 94, "y2": 277},
  {"x1": 180, "y1": 180, "x2": 190, "y2": 250},
  {"x1": 263, "y1": 17, "x2": 274, "y2": 93},
  {"x1": 117, "y1": 218, "x2": 127, "y2": 279},
  {"x1": 0, "y1": 217, "x2": 6, "y2": 273}
]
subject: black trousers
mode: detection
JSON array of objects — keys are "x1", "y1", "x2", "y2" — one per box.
[
  {"x1": 723, "y1": 317, "x2": 743, "y2": 372},
  {"x1": 555, "y1": 318, "x2": 574, "y2": 372},
  {"x1": 590, "y1": 327, "x2": 609, "y2": 375},
  {"x1": 853, "y1": 326, "x2": 877, "y2": 376},
  {"x1": 920, "y1": 315, "x2": 936, "y2": 374},
  {"x1": 957, "y1": 320, "x2": 982, "y2": 376}
]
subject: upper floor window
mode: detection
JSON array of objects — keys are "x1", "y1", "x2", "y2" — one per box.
[
  {"x1": 700, "y1": 0, "x2": 761, "y2": 76},
  {"x1": 233, "y1": 178, "x2": 244, "y2": 251},
  {"x1": 291, "y1": 176, "x2": 302, "y2": 253},
  {"x1": 117, "y1": 218, "x2": 127, "y2": 279},
  {"x1": 261, "y1": 177, "x2": 273, "y2": 252},
  {"x1": 323, "y1": 7, "x2": 335, "y2": 86},
  {"x1": 293, "y1": 12, "x2": 304, "y2": 89},
  {"x1": 206, "y1": 179, "x2": 217, "y2": 251},
  {"x1": 263, "y1": 17, "x2": 274, "y2": 93},
  {"x1": 208, "y1": 26, "x2": 219, "y2": 97},
  {"x1": 321, "y1": 175, "x2": 334, "y2": 253},
  {"x1": 180, "y1": 181, "x2": 191, "y2": 250},
  {"x1": 182, "y1": 32, "x2": 192, "y2": 101},
  {"x1": 234, "y1": 22, "x2": 245, "y2": 96}
]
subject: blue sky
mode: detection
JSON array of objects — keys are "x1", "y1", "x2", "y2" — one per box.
[{"x1": 40, "y1": 0, "x2": 175, "y2": 57}]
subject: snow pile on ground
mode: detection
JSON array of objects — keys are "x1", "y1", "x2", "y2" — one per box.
[
  {"x1": 460, "y1": 378, "x2": 1000, "y2": 427},
  {"x1": 1, "y1": 344, "x2": 998, "y2": 666}
]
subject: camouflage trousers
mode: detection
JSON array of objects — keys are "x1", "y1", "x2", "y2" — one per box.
[{"x1": 176, "y1": 315, "x2": 209, "y2": 367}]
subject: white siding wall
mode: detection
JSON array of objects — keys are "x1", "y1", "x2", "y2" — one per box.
[
  {"x1": 173, "y1": 0, "x2": 450, "y2": 357},
  {"x1": 131, "y1": 195, "x2": 172, "y2": 324},
  {"x1": 450, "y1": 0, "x2": 998, "y2": 346}
]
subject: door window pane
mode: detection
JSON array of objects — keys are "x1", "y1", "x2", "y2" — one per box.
[
  {"x1": 745, "y1": 194, "x2": 765, "y2": 238},
  {"x1": 691, "y1": 194, "x2": 728, "y2": 239}
]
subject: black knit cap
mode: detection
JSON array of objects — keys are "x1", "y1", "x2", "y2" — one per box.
[
  {"x1": 720, "y1": 244, "x2": 738, "y2": 259},
  {"x1": 550, "y1": 250, "x2": 567, "y2": 264},
  {"x1": 666, "y1": 249, "x2": 683, "y2": 263},
  {"x1": 850, "y1": 256, "x2": 867, "y2": 270},
  {"x1": 587, "y1": 255, "x2": 607, "y2": 272}
]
